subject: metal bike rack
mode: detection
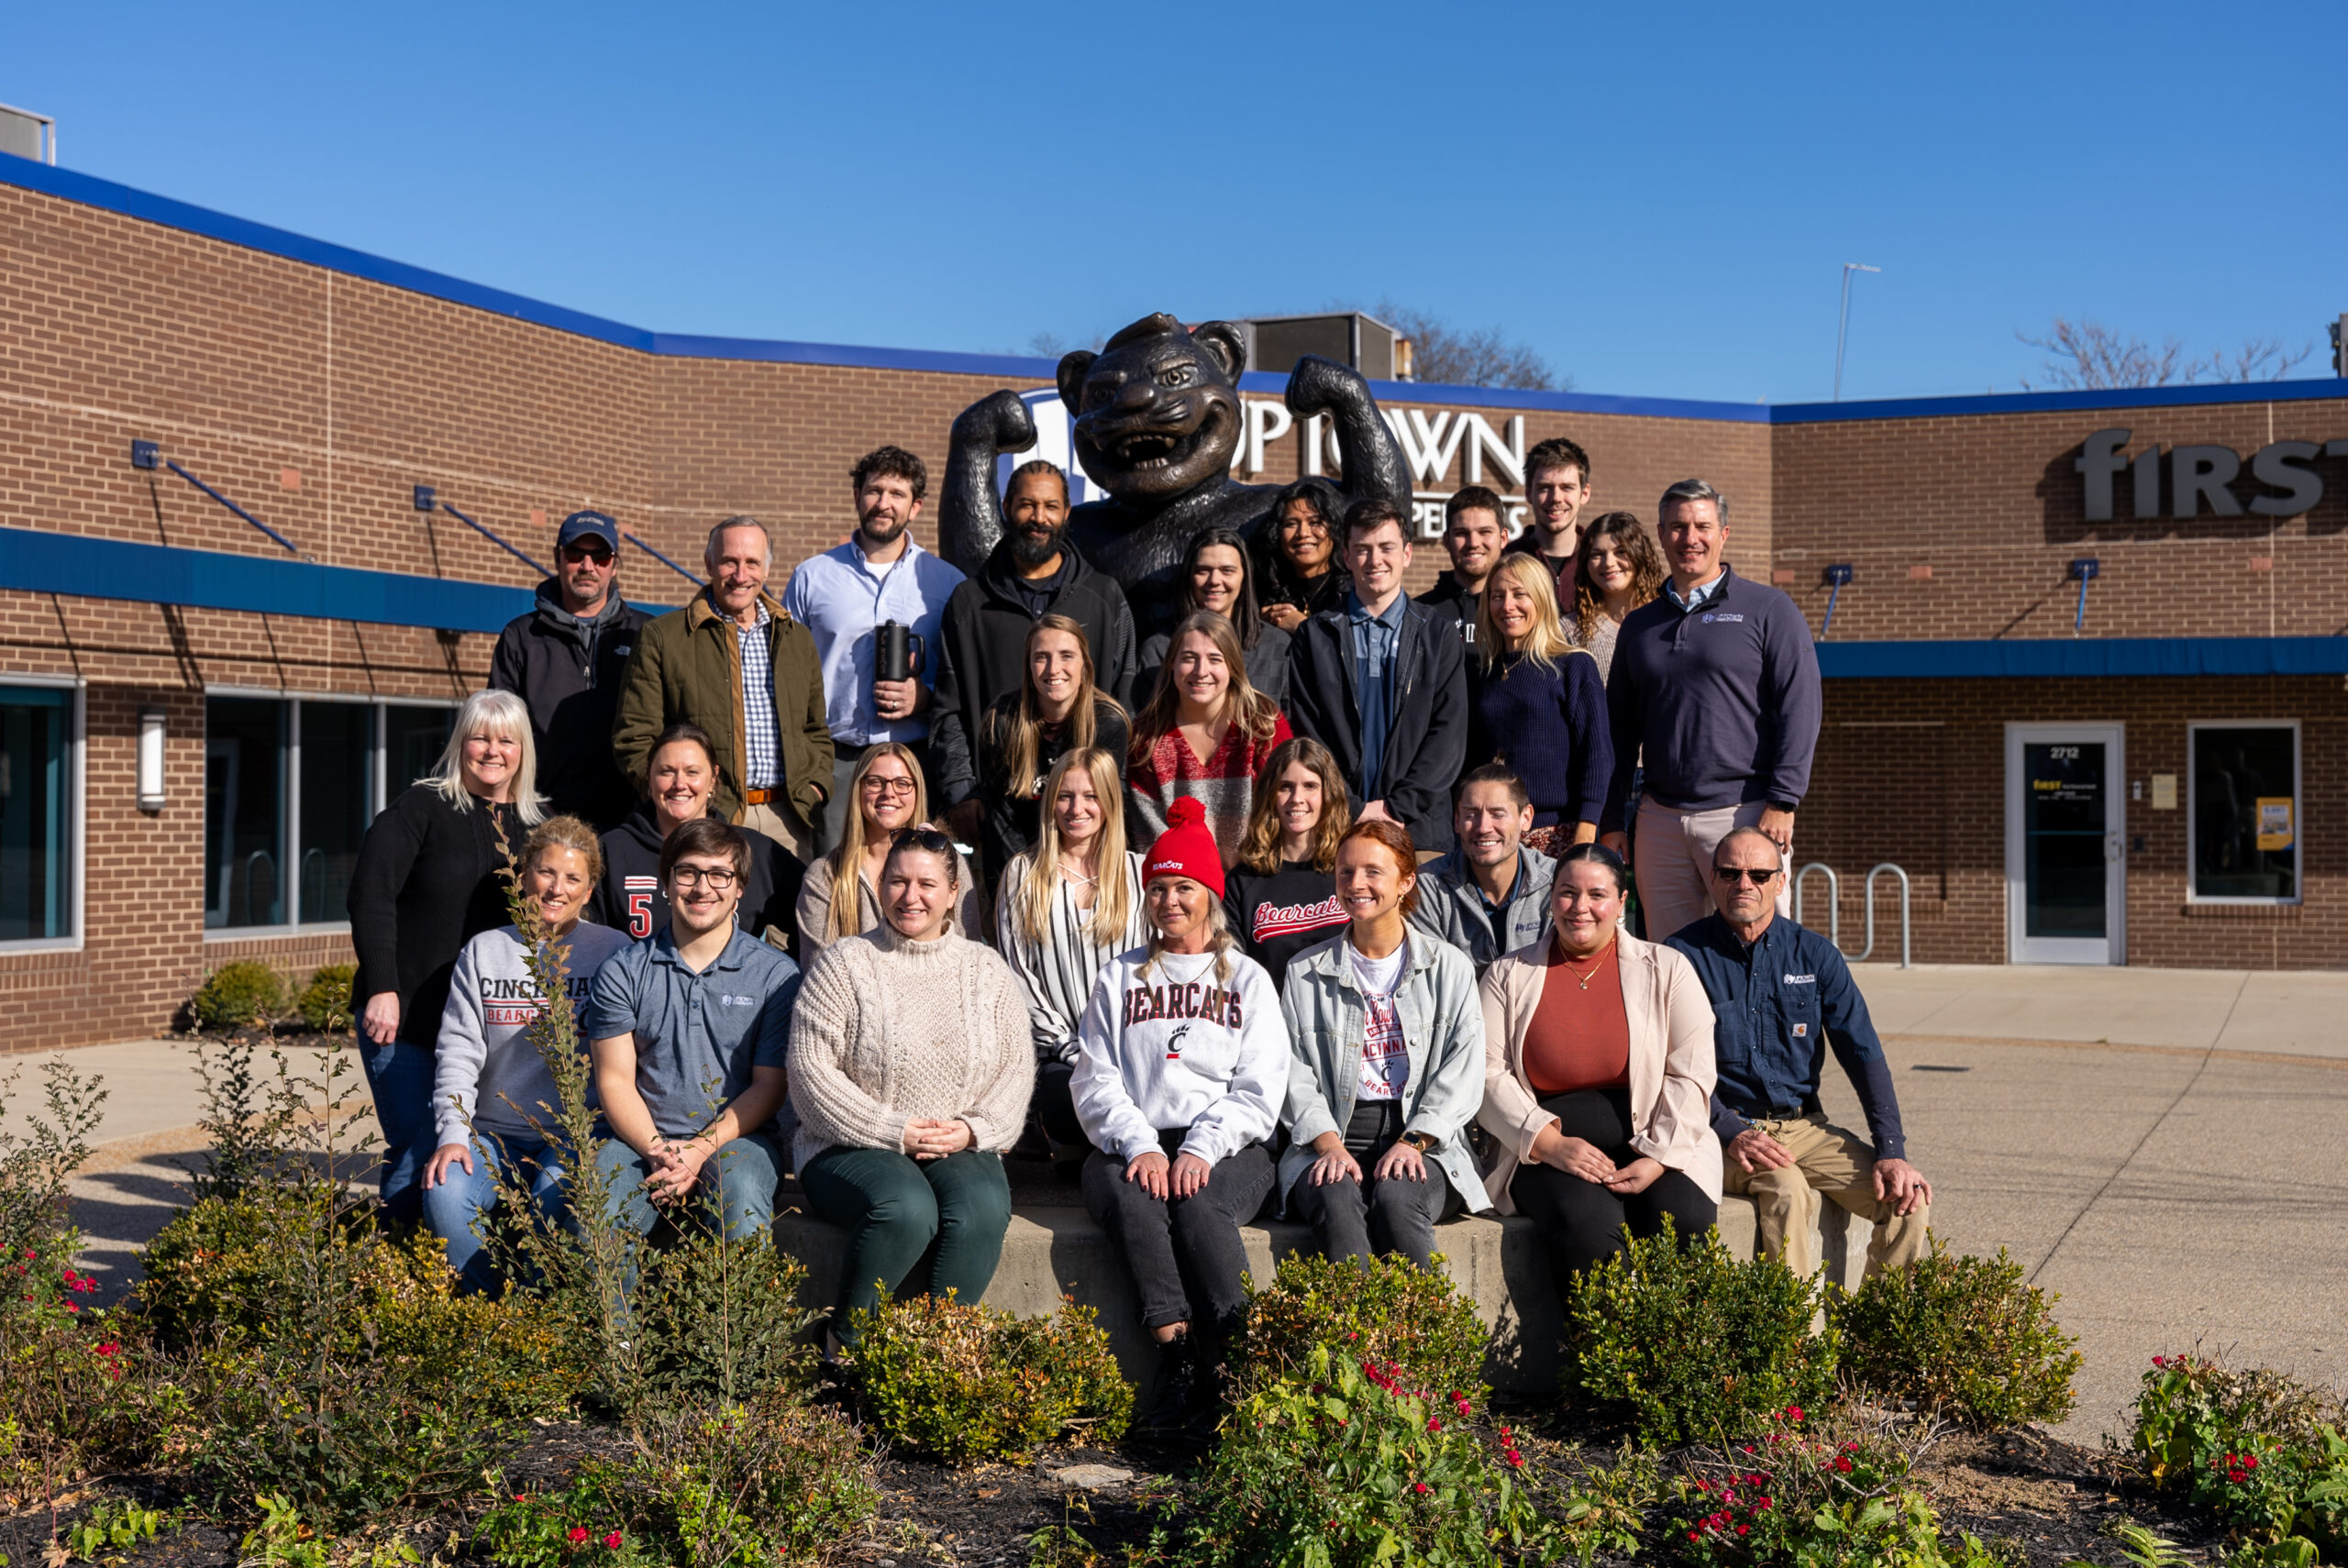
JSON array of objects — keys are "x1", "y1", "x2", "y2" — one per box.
[
  {"x1": 1793, "y1": 862, "x2": 1840, "y2": 947},
  {"x1": 1854, "y1": 862, "x2": 1912, "y2": 968}
]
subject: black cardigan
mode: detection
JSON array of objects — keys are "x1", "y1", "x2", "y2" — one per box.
[{"x1": 349, "y1": 784, "x2": 525, "y2": 1048}]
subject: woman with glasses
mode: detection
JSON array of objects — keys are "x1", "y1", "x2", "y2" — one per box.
[
  {"x1": 1134, "y1": 527, "x2": 1292, "y2": 708},
  {"x1": 349, "y1": 688, "x2": 546, "y2": 1224},
  {"x1": 1223, "y1": 736, "x2": 1352, "y2": 992},
  {"x1": 1470, "y1": 552, "x2": 1614, "y2": 858},
  {"x1": 1278, "y1": 820, "x2": 1490, "y2": 1269},
  {"x1": 1072, "y1": 799, "x2": 1288, "y2": 1430},
  {"x1": 592, "y1": 723, "x2": 803, "y2": 944},
  {"x1": 789, "y1": 823, "x2": 1032, "y2": 1347},
  {"x1": 1255, "y1": 482, "x2": 1351, "y2": 634},
  {"x1": 1478, "y1": 841, "x2": 1719, "y2": 1294},
  {"x1": 796, "y1": 743, "x2": 980, "y2": 955},
  {"x1": 1126, "y1": 612, "x2": 1291, "y2": 867},
  {"x1": 993, "y1": 747, "x2": 1147, "y2": 1161},
  {"x1": 933, "y1": 613, "x2": 1128, "y2": 887},
  {"x1": 425, "y1": 814, "x2": 628, "y2": 1292}
]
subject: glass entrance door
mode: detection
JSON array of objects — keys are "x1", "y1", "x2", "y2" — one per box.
[{"x1": 2005, "y1": 723, "x2": 2125, "y2": 965}]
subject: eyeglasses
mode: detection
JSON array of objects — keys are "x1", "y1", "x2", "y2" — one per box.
[
  {"x1": 892, "y1": 826, "x2": 957, "y2": 856},
  {"x1": 861, "y1": 777, "x2": 917, "y2": 797},
  {"x1": 1713, "y1": 866, "x2": 1780, "y2": 886},
  {"x1": 559, "y1": 544, "x2": 615, "y2": 565},
  {"x1": 670, "y1": 867, "x2": 738, "y2": 889}
]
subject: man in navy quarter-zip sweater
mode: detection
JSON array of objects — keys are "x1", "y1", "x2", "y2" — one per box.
[{"x1": 1600, "y1": 480, "x2": 1821, "y2": 945}]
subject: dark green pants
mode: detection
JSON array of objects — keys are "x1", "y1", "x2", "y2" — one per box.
[{"x1": 797, "y1": 1145, "x2": 1013, "y2": 1338}]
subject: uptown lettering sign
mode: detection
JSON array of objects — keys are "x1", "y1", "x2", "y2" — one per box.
[
  {"x1": 2075, "y1": 427, "x2": 2348, "y2": 520},
  {"x1": 1236, "y1": 397, "x2": 1531, "y2": 538}
]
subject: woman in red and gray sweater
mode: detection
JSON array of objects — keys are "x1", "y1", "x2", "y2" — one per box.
[{"x1": 1126, "y1": 611, "x2": 1290, "y2": 868}]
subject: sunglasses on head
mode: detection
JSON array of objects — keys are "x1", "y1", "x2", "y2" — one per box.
[
  {"x1": 892, "y1": 826, "x2": 956, "y2": 856},
  {"x1": 1713, "y1": 865, "x2": 1780, "y2": 886}
]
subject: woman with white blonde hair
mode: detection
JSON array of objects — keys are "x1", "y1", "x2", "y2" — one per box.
[
  {"x1": 1470, "y1": 551, "x2": 1613, "y2": 858},
  {"x1": 349, "y1": 686, "x2": 548, "y2": 1223}
]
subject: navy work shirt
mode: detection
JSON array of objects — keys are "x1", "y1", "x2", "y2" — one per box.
[
  {"x1": 585, "y1": 926, "x2": 800, "y2": 1141},
  {"x1": 1665, "y1": 911, "x2": 1907, "y2": 1161}
]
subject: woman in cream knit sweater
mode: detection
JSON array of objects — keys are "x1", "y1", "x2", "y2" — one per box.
[{"x1": 788, "y1": 826, "x2": 1034, "y2": 1343}]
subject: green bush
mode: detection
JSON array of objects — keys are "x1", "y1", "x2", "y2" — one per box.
[
  {"x1": 845, "y1": 1291, "x2": 1131, "y2": 1464},
  {"x1": 1178, "y1": 1343, "x2": 1551, "y2": 1568},
  {"x1": 192, "y1": 960, "x2": 289, "y2": 1032},
  {"x1": 2130, "y1": 1354, "x2": 2348, "y2": 1557},
  {"x1": 295, "y1": 963, "x2": 357, "y2": 1034},
  {"x1": 1565, "y1": 1219, "x2": 1838, "y2": 1448},
  {"x1": 1234, "y1": 1250, "x2": 1490, "y2": 1405},
  {"x1": 1833, "y1": 1241, "x2": 2081, "y2": 1427},
  {"x1": 636, "y1": 1232, "x2": 819, "y2": 1406}
]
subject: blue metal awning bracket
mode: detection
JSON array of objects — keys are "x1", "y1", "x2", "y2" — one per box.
[
  {"x1": 2069, "y1": 558, "x2": 2099, "y2": 633},
  {"x1": 150, "y1": 453, "x2": 308, "y2": 560},
  {"x1": 1821, "y1": 563, "x2": 1854, "y2": 639},
  {"x1": 437, "y1": 499, "x2": 548, "y2": 576},
  {"x1": 623, "y1": 530, "x2": 706, "y2": 589}
]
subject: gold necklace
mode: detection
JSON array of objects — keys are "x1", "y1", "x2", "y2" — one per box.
[{"x1": 1559, "y1": 936, "x2": 1615, "y2": 991}]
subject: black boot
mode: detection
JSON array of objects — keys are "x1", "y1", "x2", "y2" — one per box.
[{"x1": 1136, "y1": 1330, "x2": 1200, "y2": 1432}]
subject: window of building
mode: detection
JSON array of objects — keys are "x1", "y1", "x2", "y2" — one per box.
[
  {"x1": 205, "y1": 695, "x2": 454, "y2": 933},
  {"x1": 0, "y1": 684, "x2": 77, "y2": 945},
  {"x1": 2187, "y1": 722, "x2": 2300, "y2": 904}
]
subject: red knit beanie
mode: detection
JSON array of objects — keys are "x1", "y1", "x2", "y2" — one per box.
[{"x1": 1142, "y1": 797, "x2": 1225, "y2": 898}]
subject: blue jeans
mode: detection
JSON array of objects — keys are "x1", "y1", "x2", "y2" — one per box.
[
  {"x1": 420, "y1": 1130, "x2": 570, "y2": 1294},
  {"x1": 595, "y1": 1130, "x2": 782, "y2": 1242},
  {"x1": 360, "y1": 1040, "x2": 437, "y2": 1225}
]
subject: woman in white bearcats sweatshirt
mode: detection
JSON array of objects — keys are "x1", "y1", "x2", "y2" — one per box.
[
  {"x1": 1071, "y1": 798, "x2": 1287, "y2": 1430},
  {"x1": 423, "y1": 816, "x2": 629, "y2": 1293}
]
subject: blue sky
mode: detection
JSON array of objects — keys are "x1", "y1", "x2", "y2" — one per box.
[{"x1": 11, "y1": 2, "x2": 2346, "y2": 404}]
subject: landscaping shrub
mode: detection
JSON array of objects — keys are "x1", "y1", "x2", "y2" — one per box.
[
  {"x1": 1234, "y1": 1249, "x2": 1490, "y2": 1403},
  {"x1": 295, "y1": 962, "x2": 357, "y2": 1034},
  {"x1": 1565, "y1": 1219, "x2": 1838, "y2": 1448},
  {"x1": 845, "y1": 1291, "x2": 1131, "y2": 1464},
  {"x1": 636, "y1": 1231, "x2": 819, "y2": 1406},
  {"x1": 192, "y1": 959, "x2": 290, "y2": 1032},
  {"x1": 1833, "y1": 1241, "x2": 2081, "y2": 1427},
  {"x1": 2130, "y1": 1353, "x2": 2348, "y2": 1559},
  {"x1": 1178, "y1": 1343, "x2": 1551, "y2": 1568}
]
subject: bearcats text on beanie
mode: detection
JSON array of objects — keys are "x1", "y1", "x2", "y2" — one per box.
[{"x1": 1142, "y1": 797, "x2": 1226, "y2": 898}]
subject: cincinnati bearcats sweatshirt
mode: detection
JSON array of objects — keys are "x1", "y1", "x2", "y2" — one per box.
[
  {"x1": 1069, "y1": 944, "x2": 1288, "y2": 1167},
  {"x1": 433, "y1": 919, "x2": 632, "y2": 1146}
]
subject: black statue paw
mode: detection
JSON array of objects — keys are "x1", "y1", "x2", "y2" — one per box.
[
  {"x1": 1283, "y1": 353, "x2": 1369, "y2": 419},
  {"x1": 952, "y1": 387, "x2": 1038, "y2": 452}
]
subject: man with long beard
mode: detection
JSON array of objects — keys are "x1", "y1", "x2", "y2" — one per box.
[{"x1": 930, "y1": 460, "x2": 1138, "y2": 834}]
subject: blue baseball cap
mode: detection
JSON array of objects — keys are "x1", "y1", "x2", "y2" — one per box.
[{"x1": 557, "y1": 510, "x2": 621, "y2": 553}]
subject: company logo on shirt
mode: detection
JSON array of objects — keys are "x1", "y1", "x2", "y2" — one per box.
[
  {"x1": 717, "y1": 994, "x2": 759, "y2": 1008},
  {"x1": 1700, "y1": 612, "x2": 1745, "y2": 624},
  {"x1": 1783, "y1": 973, "x2": 1816, "y2": 985},
  {"x1": 1791, "y1": 1022, "x2": 1809, "y2": 1038},
  {"x1": 1165, "y1": 1023, "x2": 1192, "y2": 1061},
  {"x1": 1249, "y1": 895, "x2": 1346, "y2": 942},
  {"x1": 1121, "y1": 980, "x2": 1245, "y2": 1030}
]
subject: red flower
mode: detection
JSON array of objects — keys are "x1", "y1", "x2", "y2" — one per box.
[
  {"x1": 2243, "y1": 1456, "x2": 2259, "y2": 1472},
  {"x1": 1504, "y1": 1449, "x2": 1523, "y2": 1468},
  {"x1": 1738, "y1": 1525, "x2": 1750, "y2": 1536},
  {"x1": 1834, "y1": 1457, "x2": 1854, "y2": 1474},
  {"x1": 93, "y1": 1342, "x2": 119, "y2": 1357},
  {"x1": 63, "y1": 1302, "x2": 77, "y2": 1312},
  {"x1": 2153, "y1": 1355, "x2": 2168, "y2": 1366},
  {"x1": 569, "y1": 1528, "x2": 589, "y2": 1544},
  {"x1": 1786, "y1": 1405, "x2": 1804, "y2": 1422},
  {"x1": 603, "y1": 1534, "x2": 622, "y2": 1550},
  {"x1": 1412, "y1": 1483, "x2": 1430, "y2": 1496},
  {"x1": 1426, "y1": 1417, "x2": 1442, "y2": 1433},
  {"x1": 2228, "y1": 1470, "x2": 2247, "y2": 1485},
  {"x1": 1689, "y1": 1531, "x2": 1701, "y2": 1542}
]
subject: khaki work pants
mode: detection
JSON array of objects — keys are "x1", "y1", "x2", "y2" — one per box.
[
  {"x1": 1722, "y1": 1112, "x2": 1928, "y2": 1282},
  {"x1": 1633, "y1": 798, "x2": 1792, "y2": 945},
  {"x1": 739, "y1": 799, "x2": 813, "y2": 862}
]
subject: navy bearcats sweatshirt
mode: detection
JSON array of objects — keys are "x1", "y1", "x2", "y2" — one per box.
[{"x1": 1602, "y1": 566, "x2": 1822, "y2": 831}]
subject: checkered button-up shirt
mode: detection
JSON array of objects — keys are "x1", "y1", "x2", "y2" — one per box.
[{"x1": 735, "y1": 603, "x2": 779, "y2": 790}]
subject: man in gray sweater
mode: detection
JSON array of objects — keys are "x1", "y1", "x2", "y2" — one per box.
[{"x1": 1600, "y1": 480, "x2": 1822, "y2": 945}]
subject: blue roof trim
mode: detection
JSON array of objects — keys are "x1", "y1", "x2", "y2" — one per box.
[
  {"x1": 1818, "y1": 636, "x2": 2348, "y2": 679},
  {"x1": 6, "y1": 155, "x2": 2344, "y2": 422},
  {"x1": 1, "y1": 527, "x2": 536, "y2": 634}
]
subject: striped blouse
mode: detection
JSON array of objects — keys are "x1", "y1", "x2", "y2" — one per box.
[{"x1": 993, "y1": 850, "x2": 1151, "y2": 1065}]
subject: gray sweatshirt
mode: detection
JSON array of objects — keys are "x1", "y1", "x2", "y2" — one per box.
[{"x1": 433, "y1": 920, "x2": 632, "y2": 1145}]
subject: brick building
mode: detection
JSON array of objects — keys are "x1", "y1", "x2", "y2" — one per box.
[{"x1": 4, "y1": 157, "x2": 2342, "y2": 1051}]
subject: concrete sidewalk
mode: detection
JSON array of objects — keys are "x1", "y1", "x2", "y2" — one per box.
[{"x1": 9, "y1": 968, "x2": 2345, "y2": 1439}]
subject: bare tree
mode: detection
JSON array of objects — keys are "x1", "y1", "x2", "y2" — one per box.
[
  {"x1": 1371, "y1": 301, "x2": 1568, "y2": 391},
  {"x1": 2018, "y1": 317, "x2": 2314, "y2": 390}
]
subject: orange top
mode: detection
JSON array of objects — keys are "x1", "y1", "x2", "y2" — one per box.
[{"x1": 1523, "y1": 938, "x2": 1631, "y2": 1095}]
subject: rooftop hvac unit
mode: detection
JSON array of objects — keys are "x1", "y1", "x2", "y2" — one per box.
[
  {"x1": 1235, "y1": 312, "x2": 1409, "y2": 381},
  {"x1": 0, "y1": 104, "x2": 56, "y2": 164}
]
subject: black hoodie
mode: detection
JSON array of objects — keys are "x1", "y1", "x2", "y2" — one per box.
[
  {"x1": 930, "y1": 539, "x2": 1137, "y2": 802},
  {"x1": 590, "y1": 803, "x2": 805, "y2": 951},
  {"x1": 490, "y1": 580, "x2": 652, "y2": 831}
]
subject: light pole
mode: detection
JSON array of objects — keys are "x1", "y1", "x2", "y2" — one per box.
[{"x1": 1833, "y1": 262, "x2": 1880, "y2": 402}]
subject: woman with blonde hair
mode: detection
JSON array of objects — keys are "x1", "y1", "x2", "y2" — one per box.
[
  {"x1": 795, "y1": 743, "x2": 981, "y2": 956},
  {"x1": 935, "y1": 614, "x2": 1129, "y2": 885},
  {"x1": 994, "y1": 747, "x2": 1148, "y2": 1157},
  {"x1": 425, "y1": 814, "x2": 628, "y2": 1292},
  {"x1": 349, "y1": 687, "x2": 546, "y2": 1222},
  {"x1": 1127, "y1": 610, "x2": 1291, "y2": 867},
  {"x1": 1470, "y1": 552, "x2": 1613, "y2": 857},
  {"x1": 1567, "y1": 511, "x2": 1667, "y2": 682},
  {"x1": 1223, "y1": 735, "x2": 1352, "y2": 992}
]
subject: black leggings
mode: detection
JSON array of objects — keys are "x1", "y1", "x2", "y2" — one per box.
[{"x1": 1510, "y1": 1087, "x2": 1715, "y2": 1284}]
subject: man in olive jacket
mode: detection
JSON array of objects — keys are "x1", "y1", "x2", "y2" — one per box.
[{"x1": 613, "y1": 517, "x2": 833, "y2": 857}]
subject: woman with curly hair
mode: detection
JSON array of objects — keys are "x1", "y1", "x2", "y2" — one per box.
[{"x1": 1566, "y1": 511, "x2": 1667, "y2": 683}]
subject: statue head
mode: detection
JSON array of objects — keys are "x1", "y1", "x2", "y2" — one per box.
[{"x1": 1058, "y1": 314, "x2": 1247, "y2": 504}]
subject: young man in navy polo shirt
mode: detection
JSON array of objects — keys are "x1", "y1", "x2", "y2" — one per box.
[
  {"x1": 586, "y1": 816, "x2": 799, "y2": 1241},
  {"x1": 1667, "y1": 827, "x2": 1931, "y2": 1281}
]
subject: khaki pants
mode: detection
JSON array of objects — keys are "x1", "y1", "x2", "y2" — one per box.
[
  {"x1": 1722, "y1": 1112, "x2": 1928, "y2": 1282},
  {"x1": 739, "y1": 799, "x2": 813, "y2": 862},
  {"x1": 1634, "y1": 798, "x2": 1791, "y2": 945}
]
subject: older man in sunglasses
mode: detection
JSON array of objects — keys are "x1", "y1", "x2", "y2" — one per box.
[
  {"x1": 490, "y1": 510, "x2": 653, "y2": 830},
  {"x1": 1665, "y1": 826, "x2": 1931, "y2": 1281}
]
